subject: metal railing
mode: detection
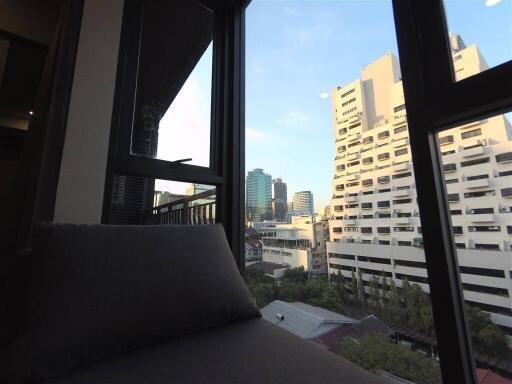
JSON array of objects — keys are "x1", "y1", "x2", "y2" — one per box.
[{"x1": 141, "y1": 189, "x2": 216, "y2": 225}]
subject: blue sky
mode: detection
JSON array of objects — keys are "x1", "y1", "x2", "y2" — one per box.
[
  {"x1": 244, "y1": 0, "x2": 511, "y2": 211},
  {"x1": 156, "y1": 0, "x2": 511, "y2": 207}
]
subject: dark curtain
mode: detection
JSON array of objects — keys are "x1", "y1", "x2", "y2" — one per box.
[{"x1": 0, "y1": 0, "x2": 84, "y2": 347}]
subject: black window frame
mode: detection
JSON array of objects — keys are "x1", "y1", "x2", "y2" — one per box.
[
  {"x1": 103, "y1": 0, "x2": 246, "y2": 269},
  {"x1": 393, "y1": 1, "x2": 512, "y2": 382}
]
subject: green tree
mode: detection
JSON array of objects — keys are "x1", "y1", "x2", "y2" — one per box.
[
  {"x1": 369, "y1": 275, "x2": 380, "y2": 310},
  {"x1": 466, "y1": 305, "x2": 508, "y2": 358},
  {"x1": 339, "y1": 333, "x2": 442, "y2": 384},
  {"x1": 350, "y1": 271, "x2": 358, "y2": 298},
  {"x1": 282, "y1": 267, "x2": 308, "y2": 283},
  {"x1": 386, "y1": 279, "x2": 401, "y2": 321},
  {"x1": 357, "y1": 271, "x2": 367, "y2": 308},
  {"x1": 278, "y1": 281, "x2": 303, "y2": 302},
  {"x1": 380, "y1": 272, "x2": 388, "y2": 301}
]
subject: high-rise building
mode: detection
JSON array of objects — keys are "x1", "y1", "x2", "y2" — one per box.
[
  {"x1": 246, "y1": 168, "x2": 272, "y2": 221},
  {"x1": 327, "y1": 35, "x2": 512, "y2": 330},
  {"x1": 293, "y1": 191, "x2": 314, "y2": 216},
  {"x1": 272, "y1": 178, "x2": 288, "y2": 221}
]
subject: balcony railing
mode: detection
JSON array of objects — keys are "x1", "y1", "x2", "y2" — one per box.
[{"x1": 142, "y1": 189, "x2": 216, "y2": 225}]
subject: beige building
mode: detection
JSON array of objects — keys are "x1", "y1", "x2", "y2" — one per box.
[
  {"x1": 328, "y1": 34, "x2": 512, "y2": 331},
  {"x1": 262, "y1": 215, "x2": 328, "y2": 274}
]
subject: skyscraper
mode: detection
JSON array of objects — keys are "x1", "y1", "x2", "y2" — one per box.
[
  {"x1": 272, "y1": 178, "x2": 287, "y2": 221},
  {"x1": 327, "y1": 34, "x2": 512, "y2": 330},
  {"x1": 246, "y1": 168, "x2": 272, "y2": 221},
  {"x1": 293, "y1": 191, "x2": 314, "y2": 216}
]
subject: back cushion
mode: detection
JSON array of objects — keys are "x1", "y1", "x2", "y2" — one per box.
[{"x1": 0, "y1": 223, "x2": 259, "y2": 382}]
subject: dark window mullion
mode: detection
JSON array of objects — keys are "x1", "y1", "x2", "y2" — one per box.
[{"x1": 392, "y1": 1, "x2": 477, "y2": 383}]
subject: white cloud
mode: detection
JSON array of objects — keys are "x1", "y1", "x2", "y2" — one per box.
[
  {"x1": 485, "y1": 0, "x2": 501, "y2": 6},
  {"x1": 246, "y1": 128, "x2": 269, "y2": 142},
  {"x1": 320, "y1": 92, "x2": 329, "y2": 99}
]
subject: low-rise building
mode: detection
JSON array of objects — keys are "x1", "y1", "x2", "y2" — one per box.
[{"x1": 262, "y1": 215, "x2": 328, "y2": 274}]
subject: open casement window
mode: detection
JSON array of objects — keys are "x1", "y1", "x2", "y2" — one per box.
[
  {"x1": 393, "y1": 0, "x2": 512, "y2": 382},
  {"x1": 103, "y1": 0, "x2": 246, "y2": 268}
]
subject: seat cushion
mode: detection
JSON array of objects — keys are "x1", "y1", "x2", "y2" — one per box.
[
  {"x1": 39, "y1": 318, "x2": 384, "y2": 384},
  {"x1": 0, "y1": 223, "x2": 259, "y2": 383}
]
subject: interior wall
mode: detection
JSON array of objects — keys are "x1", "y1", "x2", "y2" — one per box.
[
  {"x1": 53, "y1": 0, "x2": 124, "y2": 224},
  {"x1": 0, "y1": 0, "x2": 60, "y2": 45}
]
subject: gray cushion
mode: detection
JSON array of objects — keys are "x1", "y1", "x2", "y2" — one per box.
[
  {"x1": 39, "y1": 318, "x2": 385, "y2": 384},
  {"x1": 0, "y1": 223, "x2": 259, "y2": 383}
]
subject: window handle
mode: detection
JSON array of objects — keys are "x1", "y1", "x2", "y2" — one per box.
[{"x1": 168, "y1": 158, "x2": 192, "y2": 166}]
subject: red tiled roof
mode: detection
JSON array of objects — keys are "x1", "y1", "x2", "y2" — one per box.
[{"x1": 477, "y1": 368, "x2": 512, "y2": 384}]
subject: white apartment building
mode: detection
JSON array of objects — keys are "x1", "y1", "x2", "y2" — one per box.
[
  {"x1": 327, "y1": 34, "x2": 512, "y2": 331},
  {"x1": 262, "y1": 215, "x2": 328, "y2": 274}
]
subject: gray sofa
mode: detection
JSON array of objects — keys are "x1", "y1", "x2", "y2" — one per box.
[{"x1": 0, "y1": 223, "x2": 383, "y2": 383}]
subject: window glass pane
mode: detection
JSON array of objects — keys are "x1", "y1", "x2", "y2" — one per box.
[
  {"x1": 131, "y1": 0, "x2": 213, "y2": 167},
  {"x1": 444, "y1": 0, "x2": 512, "y2": 81},
  {"x1": 149, "y1": 180, "x2": 216, "y2": 225},
  {"x1": 245, "y1": 1, "x2": 443, "y2": 382},
  {"x1": 437, "y1": 110, "x2": 512, "y2": 378},
  {"x1": 108, "y1": 175, "x2": 216, "y2": 225}
]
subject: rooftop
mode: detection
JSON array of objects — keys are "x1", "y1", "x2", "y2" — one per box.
[{"x1": 261, "y1": 300, "x2": 358, "y2": 339}]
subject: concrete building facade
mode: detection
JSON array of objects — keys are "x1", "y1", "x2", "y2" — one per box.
[
  {"x1": 327, "y1": 35, "x2": 512, "y2": 331},
  {"x1": 292, "y1": 191, "x2": 314, "y2": 216},
  {"x1": 262, "y1": 215, "x2": 328, "y2": 274},
  {"x1": 246, "y1": 168, "x2": 272, "y2": 221},
  {"x1": 272, "y1": 178, "x2": 288, "y2": 221}
]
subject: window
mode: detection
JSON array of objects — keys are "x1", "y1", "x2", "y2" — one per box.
[
  {"x1": 445, "y1": 178, "x2": 458, "y2": 184},
  {"x1": 394, "y1": 148, "x2": 408, "y2": 156},
  {"x1": 393, "y1": 198, "x2": 412, "y2": 204},
  {"x1": 242, "y1": 2, "x2": 511, "y2": 382},
  {"x1": 393, "y1": 226, "x2": 414, "y2": 232},
  {"x1": 377, "y1": 152, "x2": 390, "y2": 161},
  {"x1": 394, "y1": 125, "x2": 407, "y2": 134},
  {"x1": 447, "y1": 193, "x2": 460, "y2": 202},
  {"x1": 496, "y1": 152, "x2": 512, "y2": 163},
  {"x1": 466, "y1": 174, "x2": 488, "y2": 181},
  {"x1": 460, "y1": 157, "x2": 490, "y2": 167},
  {"x1": 499, "y1": 170, "x2": 512, "y2": 177},
  {"x1": 362, "y1": 179, "x2": 373, "y2": 187},
  {"x1": 377, "y1": 227, "x2": 391, "y2": 234},
  {"x1": 341, "y1": 89, "x2": 355, "y2": 98},
  {"x1": 394, "y1": 104, "x2": 406, "y2": 113},
  {"x1": 362, "y1": 156, "x2": 373, "y2": 165},
  {"x1": 339, "y1": 128, "x2": 347, "y2": 135},
  {"x1": 329, "y1": 253, "x2": 355, "y2": 260},
  {"x1": 443, "y1": 163, "x2": 457, "y2": 172},
  {"x1": 346, "y1": 181, "x2": 359, "y2": 187},
  {"x1": 439, "y1": 135, "x2": 454, "y2": 145},
  {"x1": 336, "y1": 164, "x2": 346, "y2": 172},
  {"x1": 395, "y1": 259, "x2": 427, "y2": 269},
  {"x1": 378, "y1": 131, "x2": 390, "y2": 140},
  {"x1": 347, "y1": 160, "x2": 360, "y2": 167},
  {"x1": 361, "y1": 202, "x2": 373, "y2": 209},
  {"x1": 464, "y1": 190, "x2": 495, "y2": 198},
  {"x1": 392, "y1": 172, "x2": 412, "y2": 179},
  {"x1": 358, "y1": 255, "x2": 391, "y2": 264},
  {"x1": 460, "y1": 128, "x2": 481, "y2": 139},
  {"x1": 349, "y1": 122, "x2": 362, "y2": 130},
  {"x1": 468, "y1": 226, "x2": 500, "y2": 232},
  {"x1": 362, "y1": 136, "x2": 374, "y2": 144},
  {"x1": 467, "y1": 207, "x2": 493, "y2": 214},
  {"x1": 502, "y1": 188, "x2": 512, "y2": 198},
  {"x1": 377, "y1": 201, "x2": 390, "y2": 208},
  {"x1": 450, "y1": 209, "x2": 462, "y2": 215},
  {"x1": 452, "y1": 226, "x2": 463, "y2": 235}
]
